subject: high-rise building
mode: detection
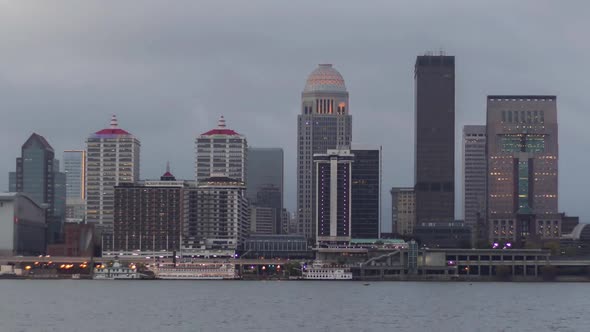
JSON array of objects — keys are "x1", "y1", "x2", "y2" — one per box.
[
  {"x1": 113, "y1": 167, "x2": 186, "y2": 254},
  {"x1": 414, "y1": 54, "x2": 455, "y2": 225},
  {"x1": 390, "y1": 187, "x2": 415, "y2": 235},
  {"x1": 297, "y1": 64, "x2": 352, "y2": 241},
  {"x1": 86, "y1": 115, "x2": 140, "y2": 251},
  {"x1": 183, "y1": 175, "x2": 249, "y2": 255},
  {"x1": 195, "y1": 116, "x2": 247, "y2": 183},
  {"x1": 463, "y1": 125, "x2": 487, "y2": 240},
  {"x1": 250, "y1": 206, "x2": 276, "y2": 235},
  {"x1": 246, "y1": 147, "x2": 283, "y2": 233},
  {"x1": 8, "y1": 133, "x2": 66, "y2": 244},
  {"x1": 486, "y1": 96, "x2": 560, "y2": 246},
  {"x1": 63, "y1": 150, "x2": 86, "y2": 223},
  {"x1": 314, "y1": 149, "x2": 354, "y2": 246},
  {"x1": 350, "y1": 145, "x2": 381, "y2": 239}
]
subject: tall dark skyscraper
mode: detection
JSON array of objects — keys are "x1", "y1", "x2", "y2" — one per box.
[
  {"x1": 351, "y1": 145, "x2": 381, "y2": 239},
  {"x1": 8, "y1": 133, "x2": 66, "y2": 244},
  {"x1": 414, "y1": 54, "x2": 455, "y2": 225},
  {"x1": 297, "y1": 64, "x2": 352, "y2": 241}
]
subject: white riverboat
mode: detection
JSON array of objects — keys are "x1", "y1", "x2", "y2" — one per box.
[
  {"x1": 151, "y1": 262, "x2": 237, "y2": 280},
  {"x1": 93, "y1": 261, "x2": 141, "y2": 280},
  {"x1": 302, "y1": 261, "x2": 353, "y2": 280}
]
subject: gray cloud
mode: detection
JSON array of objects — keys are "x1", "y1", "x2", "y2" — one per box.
[{"x1": 1, "y1": 0, "x2": 589, "y2": 231}]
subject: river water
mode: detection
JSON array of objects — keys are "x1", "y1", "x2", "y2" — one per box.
[{"x1": 0, "y1": 280, "x2": 588, "y2": 332}]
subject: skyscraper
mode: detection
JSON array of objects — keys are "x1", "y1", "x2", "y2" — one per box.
[
  {"x1": 63, "y1": 150, "x2": 86, "y2": 223},
  {"x1": 350, "y1": 145, "x2": 381, "y2": 239},
  {"x1": 486, "y1": 96, "x2": 560, "y2": 246},
  {"x1": 86, "y1": 115, "x2": 140, "y2": 251},
  {"x1": 463, "y1": 125, "x2": 487, "y2": 240},
  {"x1": 314, "y1": 149, "x2": 354, "y2": 246},
  {"x1": 414, "y1": 54, "x2": 455, "y2": 225},
  {"x1": 9, "y1": 133, "x2": 66, "y2": 244},
  {"x1": 195, "y1": 116, "x2": 247, "y2": 183},
  {"x1": 246, "y1": 147, "x2": 284, "y2": 233},
  {"x1": 297, "y1": 64, "x2": 352, "y2": 241}
]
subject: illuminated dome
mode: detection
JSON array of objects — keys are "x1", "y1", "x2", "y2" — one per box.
[{"x1": 304, "y1": 64, "x2": 346, "y2": 93}]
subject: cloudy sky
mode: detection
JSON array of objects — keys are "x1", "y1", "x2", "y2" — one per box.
[{"x1": 1, "y1": 1, "x2": 589, "y2": 231}]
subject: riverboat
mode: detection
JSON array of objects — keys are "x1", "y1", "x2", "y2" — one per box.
[
  {"x1": 302, "y1": 261, "x2": 353, "y2": 280},
  {"x1": 150, "y1": 262, "x2": 237, "y2": 280},
  {"x1": 93, "y1": 261, "x2": 141, "y2": 280}
]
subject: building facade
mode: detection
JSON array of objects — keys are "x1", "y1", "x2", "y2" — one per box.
[
  {"x1": 414, "y1": 55, "x2": 455, "y2": 225},
  {"x1": 195, "y1": 116, "x2": 247, "y2": 183},
  {"x1": 63, "y1": 150, "x2": 86, "y2": 223},
  {"x1": 9, "y1": 133, "x2": 65, "y2": 244},
  {"x1": 463, "y1": 125, "x2": 487, "y2": 240},
  {"x1": 249, "y1": 205, "x2": 276, "y2": 234},
  {"x1": 350, "y1": 145, "x2": 381, "y2": 239},
  {"x1": 113, "y1": 170, "x2": 185, "y2": 254},
  {"x1": 246, "y1": 147, "x2": 283, "y2": 233},
  {"x1": 86, "y1": 115, "x2": 140, "y2": 251},
  {"x1": 390, "y1": 187, "x2": 416, "y2": 236},
  {"x1": 0, "y1": 193, "x2": 46, "y2": 256},
  {"x1": 297, "y1": 64, "x2": 352, "y2": 241},
  {"x1": 183, "y1": 176, "x2": 249, "y2": 255},
  {"x1": 314, "y1": 149, "x2": 354, "y2": 246},
  {"x1": 486, "y1": 96, "x2": 559, "y2": 245}
]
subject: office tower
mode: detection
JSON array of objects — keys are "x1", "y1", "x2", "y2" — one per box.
[
  {"x1": 250, "y1": 206, "x2": 276, "y2": 234},
  {"x1": 390, "y1": 187, "x2": 416, "y2": 235},
  {"x1": 297, "y1": 64, "x2": 352, "y2": 241},
  {"x1": 487, "y1": 96, "x2": 560, "y2": 246},
  {"x1": 350, "y1": 145, "x2": 381, "y2": 239},
  {"x1": 86, "y1": 115, "x2": 140, "y2": 251},
  {"x1": 183, "y1": 175, "x2": 249, "y2": 255},
  {"x1": 64, "y1": 150, "x2": 86, "y2": 223},
  {"x1": 414, "y1": 54, "x2": 455, "y2": 225},
  {"x1": 246, "y1": 147, "x2": 284, "y2": 233},
  {"x1": 463, "y1": 125, "x2": 487, "y2": 241},
  {"x1": 9, "y1": 133, "x2": 66, "y2": 244},
  {"x1": 314, "y1": 149, "x2": 354, "y2": 246},
  {"x1": 0, "y1": 193, "x2": 46, "y2": 256},
  {"x1": 195, "y1": 116, "x2": 247, "y2": 183},
  {"x1": 113, "y1": 167, "x2": 186, "y2": 254}
]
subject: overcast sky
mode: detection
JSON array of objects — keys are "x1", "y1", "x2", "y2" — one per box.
[{"x1": 1, "y1": 1, "x2": 589, "y2": 231}]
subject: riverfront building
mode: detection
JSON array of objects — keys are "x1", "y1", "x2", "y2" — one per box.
[
  {"x1": 486, "y1": 96, "x2": 560, "y2": 246},
  {"x1": 414, "y1": 54, "x2": 455, "y2": 225},
  {"x1": 195, "y1": 116, "x2": 247, "y2": 183},
  {"x1": 86, "y1": 115, "x2": 141, "y2": 251},
  {"x1": 463, "y1": 125, "x2": 487, "y2": 240},
  {"x1": 350, "y1": 145, "x2": 381, "y2": 239},
  {"x1": 314, "y1": 149, "x2": 354, "y2": 246},
  {"x1": 0, "y1": 193, "x2": 46, "y2": 256},
  {"x1": 297, "y1": 64, "x2": 352, "y2": 241},
  {"x1": 390, "y1": 187, "x2": 416, "y2": 236}
]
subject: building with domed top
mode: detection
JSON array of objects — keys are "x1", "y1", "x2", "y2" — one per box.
[
  {"x1": 86, "y1": 115, "x2": 140, "y2": 251},
  {"x1": 297, "y1": 64, "x2": 352, "y2": 241}
]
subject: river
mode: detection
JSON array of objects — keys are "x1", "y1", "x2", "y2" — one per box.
[{"x1": 0, "y1": 280, "x2": 587, "y2": 331}]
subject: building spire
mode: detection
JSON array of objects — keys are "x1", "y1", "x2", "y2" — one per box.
[
  {"x1": 110, "y1": 114, "x2": 118, "y2": 128},
  {"x1": 218, "y1": 115, "x2": 226, "y2": 128},
  {"x1": 166, "y1": 161, "x2": 170, "y2": 173}
]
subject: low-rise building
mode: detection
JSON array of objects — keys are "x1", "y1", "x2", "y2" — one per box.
[{"x1": 0, "y1": 193, "x2": 46, "y2": 256}]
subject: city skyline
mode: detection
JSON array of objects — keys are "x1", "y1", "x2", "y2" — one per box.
[{"x1": 1, "y1": 1, "x2": 590, "y2": 229}]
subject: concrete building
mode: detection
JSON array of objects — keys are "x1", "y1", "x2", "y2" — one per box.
[
  {"x1": 183, "y1": 175, "x2": 249, "y2": 255},
  {"x1": 0, "y1": 193, "x2": 46, "y2": 256},
  {"x1": 246, "y1": 147, "x2": 283, "y2": 233},
  {"x1": 390, "y1": 187, "x2": 416, "y2": 236},
  {"x1": 413, "y1": 223, "x2": 472, "y2": 248},
  {"x1": 242, "y1": 234, "x2": 311, "y2": 259},
  {"x1": 195, "y1": 116, "x2": 247, "y2": 183},
  {"x1": 113, "y1": 167, "x2": 186, "y2": 254},
  {"x1": 46, "y1": 223, "x2": 98, "y2": 257},
  {"x1": 350, "y1": 145, "x2": 381, "y2": 239},
  {"x1": 486, "y1": 96, "x2": 559, "y2": 246},
  {"x1": 8, "y1": 133, "x2": 65, "y2": 244},
  {"x1": 463, "y1": 125, "x2": 487, "y2": 239},
  {"x1": 414, "y1": 54, "x2": 455, "y2": 225},
  {"x1": 63, "y1": 150, "x2": 86, "y2": 223},
  {"x1": 297, "y1": 64, "x2": 352, "y2": 241},
  {"x1": 249, "y1": 206, "x2": 276, "y2": 234},
  {"x1": 314, "y1": 149, "x2": 354, "y2": 247},
  {"x1": 86, "y1": 115, "x2": 140, "y2": 251}
]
